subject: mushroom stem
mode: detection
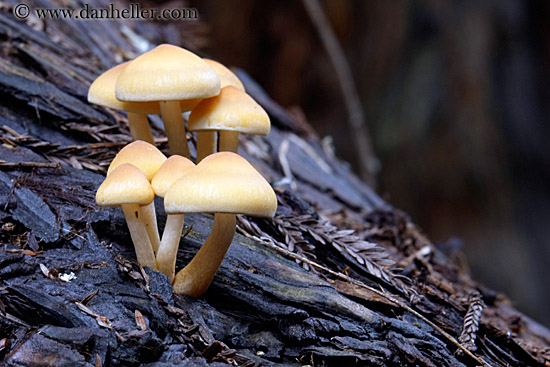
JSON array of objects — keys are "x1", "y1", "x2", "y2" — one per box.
[
  {"x1": 127, "y1": 112, "x2": 154, "y2": 144},
  {"x1": 121, "y1": 204, "x2": 158, "y2": 270},
  {"x1": 218, "y1": 131, "x2": 239, "y2": 153},
  {"x1": 173, "y1": 213, "x2": 236, "y2": 297},
  {"x1": 196, "y1": 131, "x2": 217, "y2": 163},
  {"x1": 156, "y1": 214, "x2": 185, "y2": 281},
  {"x1": 140, "y1": 202, "x2": 161, "y2": 254},
  {"x1": 160, "y1": 101, "x2": 190, "y2": 158}
]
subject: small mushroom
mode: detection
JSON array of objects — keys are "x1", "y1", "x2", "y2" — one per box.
[
  {"x1": 96, "y1": 163, "x2": 157, "y2": 270},
  {"x1": 188, "y1": 86, "x2": 270, "y2": 160},
  {"x1": 115, "y1": 44, "x2": 221, "y2": 158},
  {"x1": 108, "y1": 141, "x2": 167, "y2": 254},
  {"x1": 194, "y1": 59, "x2": 246, "y2": 162},
  {"x1": 151, "y1": 155, "x2": 195, "y2": 281},
  {"x1": 88, "y1": 62, "x2": 159, "y2": 144},
  {"x1": 164, "y1": 152, "x2": 277, "y2": 297}
]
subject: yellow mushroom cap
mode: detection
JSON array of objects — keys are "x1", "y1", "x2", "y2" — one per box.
[
  {"x1": 188, "y1": 86, "x2": 270, "y2": 135},
  {"x1": 151, "y1": 155, "x2": 195, "y2": 197},
  {"x1": 164, "y1": 152, "x2": 277, "y2": 217},
  {"x1": 88, "y1": 62, "x2": 160, "y2": 115},
  {"x1": 115, "y1": 44, "x2": 221, "y2": 102},
  {"x1": 204, "y1": 59, "x2": 245, "y2": 92},
  {"x1": 96, "y1": 163, "x2": 154, "y2": 206},
  {"x1": 177, "y1": 59, "x2": 244, "y2": 112},
  {"x1": 107, "y1": 141, "x2": 167, "y2": 181}
]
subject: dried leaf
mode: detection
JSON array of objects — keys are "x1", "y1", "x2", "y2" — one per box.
[
  {"x1": 135, "y1": 309, "x2": 147, "y2": 331},
  {"x1": 81, "y1": 290, "x2": 99, "y2": 305},
  {"x1": 75, "y1": 301, "x2": 97, "y2": 317},
  {"x1": 96, "y1": 317, "x2": 112, "y2": 330},
  {"x1": 39, "y1": 263, "x2": 51, "y2": 279},
  {"x1": 350, "y1": 241, "x2": 377, "y2": 251},
  {"x1": 3, "y1": 248, "x2": 43, "y2": 256},
  {"x1": 75, "y1": 302, "x2": 112, "y2": 330},
  {"x1": 458, "y1": 291, "x2": 484, "y2": 352}
]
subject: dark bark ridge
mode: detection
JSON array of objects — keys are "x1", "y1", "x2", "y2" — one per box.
[{"x1": 0, "y1": 1, "x2": 549, "y2": 366}]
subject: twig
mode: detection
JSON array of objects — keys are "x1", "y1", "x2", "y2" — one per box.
[
  {"x1": 302, "y1": 0, "x2": 377, "y2": 185},
  {"x1": 1, "y1": 125, "x2": 23, "y2": 137},
  {"x1": 0, "y1": 312, "x2": 30, "y2": 328},
  {"x1": 277, "y1": 138, "x2": 296, "y2": 190},
  {"x1": 239, "y1": 230, "x2": 490, "y2": 366}
]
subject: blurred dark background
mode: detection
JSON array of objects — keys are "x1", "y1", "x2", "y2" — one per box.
[{"x1": 176, "y1": 0, "x2": 550, "y2": 325}]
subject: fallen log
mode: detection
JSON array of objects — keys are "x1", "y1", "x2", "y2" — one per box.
[{"x1": 0, "y1": 1, "x2": 549, "y2": 366}]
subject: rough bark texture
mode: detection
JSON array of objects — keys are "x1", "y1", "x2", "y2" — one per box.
[{"x1": 1, "y1": 1, "x2": 549, "y2": 366}]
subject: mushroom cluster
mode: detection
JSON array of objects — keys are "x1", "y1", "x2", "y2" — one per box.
[{"x1": 90, "y1": 44, "x2": 277, "y2": 297}]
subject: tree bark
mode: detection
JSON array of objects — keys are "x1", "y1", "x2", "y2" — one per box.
[{"x1": 0, "y1": 1, "x2": 548, "y2": 366}]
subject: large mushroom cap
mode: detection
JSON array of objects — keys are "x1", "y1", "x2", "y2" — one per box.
[
  {"x1": 151, "y1": 155, "x2": 195, "y2": 197},
  {"x1": 203, "y1": 59, "x2": 245, "y2": 92},
  {"x1": 164, "y1": 152, "x2": 277, "y2": 217},
  {"x1": 107, "y1": 141, "x2": 167, "y2": 181},
  {"x1": 96, "y1": 163, "x2": 154, "y2": 206},
  {"x1": 115, "y1": 44, "x2": 221, "y2": 102},
  {"x1": 188, "y1": 86, "x2": 270, "y2": 135},
  {"x1": 88, "y1": 62, "x2": 161, "y2": 115}
]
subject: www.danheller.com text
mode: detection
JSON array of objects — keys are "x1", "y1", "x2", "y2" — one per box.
[{"x1": 15, "y1": 3, "x2": 198, "y2": 20}]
